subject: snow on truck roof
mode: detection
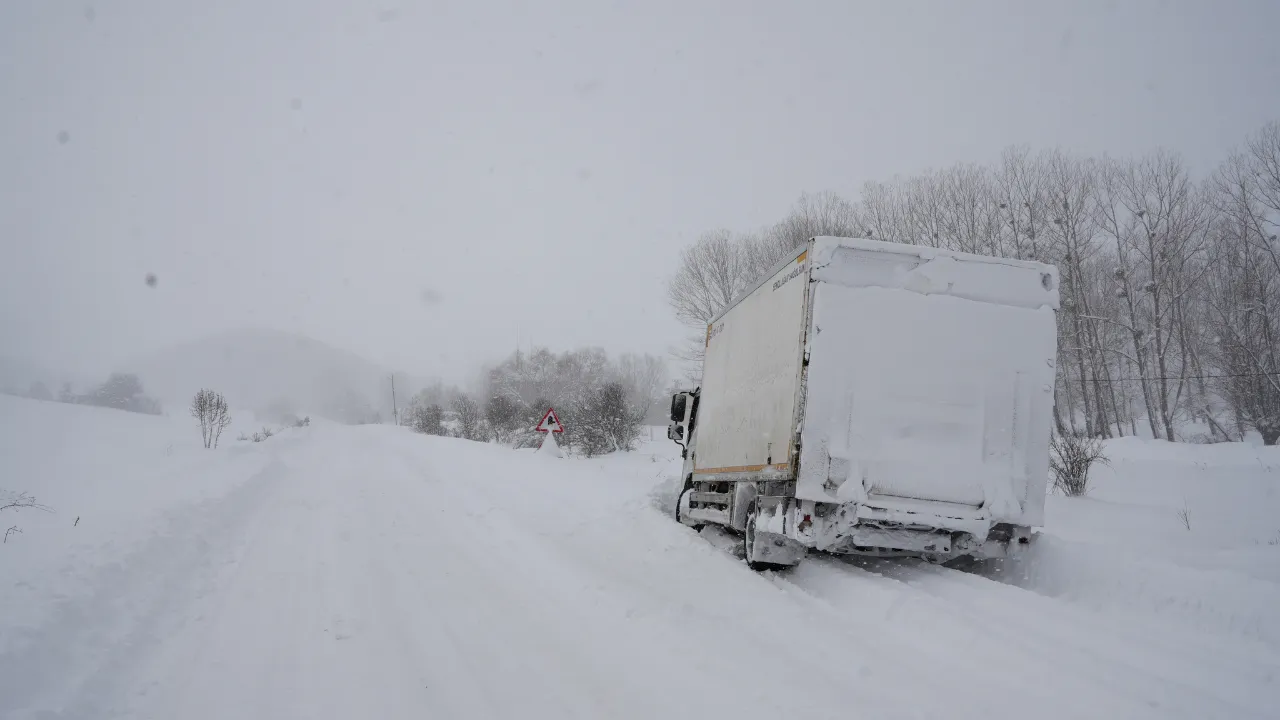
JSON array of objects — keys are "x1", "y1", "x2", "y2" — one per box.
[
  {"x1": 709, "y1": 236, "x2": 1060, "y2": 326},
  {"x1": 811, "y1": 236, "x2": 1060, "y2": 312},
  {"x1": 811, "y1": 235, "x2": 1059, "y2": 273}
]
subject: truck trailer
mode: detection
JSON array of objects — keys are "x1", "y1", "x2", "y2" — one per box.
[{"x1": 668, "y1": 236, "x2": 1060, "y2": 569}]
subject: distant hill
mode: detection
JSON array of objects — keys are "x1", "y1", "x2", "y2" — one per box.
[
  {"x1": 0, "y1": 355, "x2": 86, "y2": 399},
  {"x1": 125, "y1": 329, "x2": 423, "y2": 424}
]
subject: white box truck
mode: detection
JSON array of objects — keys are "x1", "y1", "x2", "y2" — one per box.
[{"x1": 668, "y1": 236, "x2": 1060, "y2": 569}]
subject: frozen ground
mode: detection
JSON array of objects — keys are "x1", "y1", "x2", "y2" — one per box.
[{"x1": 1, "y1": 395, "x2": 1277, "y2": 719}]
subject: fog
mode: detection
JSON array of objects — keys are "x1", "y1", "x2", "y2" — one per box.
[{"x1": 3, "y1": 1, "x2": 1279, "y2": 405}]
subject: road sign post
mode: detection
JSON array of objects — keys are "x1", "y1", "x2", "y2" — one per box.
[{"x1": 534, "y1": 407, "x2": 564, "y2": 457}]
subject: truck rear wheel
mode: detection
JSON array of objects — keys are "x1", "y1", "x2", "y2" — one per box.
[{"x1": 744, "y1": 506, "x2": 766, "y2": 570}]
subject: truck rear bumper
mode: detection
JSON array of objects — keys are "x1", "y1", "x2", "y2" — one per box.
[{"x1": 770, "y1": 495, "x2": 1028, "y2": 561}]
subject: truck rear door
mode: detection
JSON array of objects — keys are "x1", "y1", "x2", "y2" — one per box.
[{"x1": 796, "y1": 239, "x2": 1058, "y2": 525}]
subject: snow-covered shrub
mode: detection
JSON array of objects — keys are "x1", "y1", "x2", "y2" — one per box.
[
  {"x1": 451, "y1": 395, "x2": 486, "y2": 441},
  {"x1": 573, "y1": 382, "x2": 644, "y2": 457},
  {"x1": 485, "y1": 394, "x2": 525, "y2": 443},
  {"x1": 1049, "y1": 431, "x2": 1109, "y2": 497},
  {"x1": 409, "y1": 404, "x2": 446, "y2": 436}
]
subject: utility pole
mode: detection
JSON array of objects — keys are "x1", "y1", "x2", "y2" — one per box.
[{"x1": 390, "y1": 373, "x2": 399, "y2": 426}]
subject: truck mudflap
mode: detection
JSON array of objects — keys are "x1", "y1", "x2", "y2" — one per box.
[
  {"x1": 746, "y1": 525, "x2": 807, "y2": 567},
  {"x1": 748, "y1": 500, "x2": 807, "y2": 568}
]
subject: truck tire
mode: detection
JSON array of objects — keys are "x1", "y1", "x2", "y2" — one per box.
[
  {"x1": 675, "y1": 483, "x2": 704, "y2": 531},
  {"x1": 743, "y1": 504, "x2": 766, "y2": 570},
  {"x1": 730, "y1": 481, "x2": 758, "y2": 532}
]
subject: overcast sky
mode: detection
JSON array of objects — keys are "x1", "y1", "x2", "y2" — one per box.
[{"x1": 3, "y1": 0, "x2": 1279, "y2": 383}]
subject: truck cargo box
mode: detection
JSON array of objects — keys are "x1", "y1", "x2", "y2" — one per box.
[{"x1": 682, "y1": 236, "x2": 1059, "y2": 558}]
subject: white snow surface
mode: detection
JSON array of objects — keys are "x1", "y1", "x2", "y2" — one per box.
[{"x1": 1, "y1": 394, "x2": 1278, "y2": 719}]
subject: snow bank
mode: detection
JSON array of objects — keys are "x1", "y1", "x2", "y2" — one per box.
[
  {"x1": 962, "y1": 436, "x2": 1280, "y2": 647},
  {"x1": 0, "y1": 395, "x2": 285, "y2": 656},
  {"x1": 1051, "y1": 437, "x2": 1280, "y2": 561}
]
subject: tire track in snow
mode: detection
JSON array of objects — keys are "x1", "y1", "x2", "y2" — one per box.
[
  {"x1": 776, "y1": 555, "x2": 1275, "y2": 719},
  {"x1": 378, "y1": 436, "x2": 998, "y2": 718},
  {"x1": 661, "y1": 503, "x2": 1275, "y2": 718},
  {"x1": 383, "y1": 434, "x2": 1185, "y2": 719},
  {"x1": 0, "y1": 454, "x2": 288, "y2": 719}
]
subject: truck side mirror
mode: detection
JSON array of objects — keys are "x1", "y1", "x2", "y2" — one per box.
[{"x1": 669, "y1": 394, "x2": 686, "y2": 423}]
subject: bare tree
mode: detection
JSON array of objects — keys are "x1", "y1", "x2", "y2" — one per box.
[
  {"x1": 191, "y1": 389, "x2": 213, "y2": 448},
  {"x1": 1095, "y1": 151, "x2": 1212, "y2": 440},
  {"x1": 935, "y1": 163, "x2": 1001, "y2": 255},
  {"x1": 1048, "y1": 431, "x2": 1110, "y2": 497},
  {"x1": 1206, "y1": 149, "x2": 1280, "y2": 443},
  {"x1": 667, "y1": 193, "x2": 862, "y2": 379},
  {"x1": 665, "y1": 229, "x2": 757, "y2": 371},
  {"x1": 664, "y1": 119, "x2": 1280, "y2": 442},
  {"x1": 191, "y1": 389, "x2": 232, "y2": 449},
  {"x1": 1245, "y1": 121, "x2": 1280, "y2": 250},
  {"x1": 992, "y1": 145, "x2": 1050, "y2": 261},
  {"x1": 764, "y1": 190, "x2": 861, "y2": 252},
  {"x1": 666, "y1": 229, "x2": 753, "y2": 329},
  {"x1": 211, "y1": 393, "x2": 231, "y2": 448},
  {"x1": 1041, "y1": 151, "x2": 1131, "y2": 438},
  {"x1": 855, "y1": 178, "x2": 911, "y2": 243}
]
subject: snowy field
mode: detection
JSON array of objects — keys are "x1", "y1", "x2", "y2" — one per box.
[{"x1": 1, "y1": 394, "x2": 1277, "y2": 719}]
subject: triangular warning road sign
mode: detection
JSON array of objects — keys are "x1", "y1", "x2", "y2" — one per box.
[{"x1": 535, "y1": 407, "x2": 564, "y2": 433}]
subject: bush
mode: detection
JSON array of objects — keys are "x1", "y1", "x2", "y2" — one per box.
[
  {"x1": 80, "y1": 373, "x2": 163, "y2": 415},
  {"x1": 573, "y1": 382, "x2": 643, "y2": 457},
  {"x1": 452, "y1": 395, "x2": 486, "y2": 441},
  {"x1": 190, "y1": 389, "x2": 232, "y2": 449},
  {"x1": 1049, "y1": 431, "x2": 1110, "y2": 497},
  {"x1": 409, "y1": 404, "x2": 446, "y2": 436},
  {"x1": 485, "y1": 394, "x2": 525, "y2": 443}
]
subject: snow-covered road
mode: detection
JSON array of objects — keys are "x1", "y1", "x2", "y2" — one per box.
[{"x1": 2, "y1": 413, "x2": 1276, "y2": 719}]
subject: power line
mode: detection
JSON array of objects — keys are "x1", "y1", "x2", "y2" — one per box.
[{"x1": 1062, "y1": 371, "x2": 1280, "y2": 384}]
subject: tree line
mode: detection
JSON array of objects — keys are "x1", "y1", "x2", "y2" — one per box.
[
  {"x1": 667, "y1": 120, "x2": 1280, "y2": 444},
  {"x1": 400, "y1": 348, "x2": 668, "y2": 457},
  {"x1": 6, "y1": 373, "x2": 163, "y2": 416}
]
